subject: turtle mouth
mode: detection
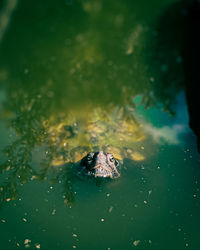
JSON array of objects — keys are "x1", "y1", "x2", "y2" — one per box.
[
  {"x1": 93, "y1": 163, "x2": 111, "y2": 171},
  {"x1": 93, "y1": 162, "x2": 120, "y2": 178},
  {"x1": 93, "y1": 163, "x2": 113, "y2": 178}
]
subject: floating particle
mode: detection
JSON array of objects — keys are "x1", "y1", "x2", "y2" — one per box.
[
  {"x1": 101, "y1": 218, "x2": 105, "y2": 222},
  {"x1": 133, "y1": 240, "x2": 140, "y2": 246},
  {"x1": 35, "y1": 243, "x2": 41, "y2": 249},
  {"x1": 72, "y1": 246, "x2": 77, "y2": 249},
  {"x1": 148, "y1": 190, "x2": 152, "y2": 196},
  {"x1": 1, "y1": 219, "x2": 6, "y2": 223},
  {"x1": 23, "y1": 218, "x2": 27, "y2": 222},
  {"x1": 24, "y1": 239, "x2": 31, "y2": 248},
  {"x1": 72, "y1": 233, "x2": 78, "y2": 238},
  {"x1": 148, "y1": 240, "x2": 152, "y2": 244},
  {"x1": 6, "y1": 198, "x2": 11, "y2": 202},
  {"x1": 144, "y1": 200, "x2": 147, "y2": 204},
  {"x1": 24, "y1": 239, "x2": 31, "y2": 245},
  {"x1": 106, "y1": 193, "x2": 110, "y2": 197},
  {"x1": 52, "y1": 209, "x2": 56, "y2": 215},
  {"x1": 109, "y1": 206, "x2": 113, "y2": 213}
]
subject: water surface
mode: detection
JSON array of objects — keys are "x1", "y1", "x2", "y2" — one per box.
[{"x1": 0, "y1": 0, "x2": 200, "y2": 249}]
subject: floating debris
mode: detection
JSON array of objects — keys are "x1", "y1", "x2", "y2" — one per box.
[
  {"x1": 72, "y1": 233, "x2": 78, "y2": 238},
  {"x1": 133, "y1": 240, "x2": 140, "y2": 246},
  {"x1": 24, "y1": 239, "x2": 31, "y2": 248},
  {"x1": 24, "y1": 239, "x2": 31, "y2": 244},
  {"x1": 101, "y1": 218, "x2": 105, "y2": 222},
  {"x1": 109, "y1": 206, "x2": 113, "y2": 213},
  {"x1": 35, "y1": 243, "x2": 41, "y2": 249},
  {"x1": 52, "y1": 209, "x2": 56, "y2": 215}
]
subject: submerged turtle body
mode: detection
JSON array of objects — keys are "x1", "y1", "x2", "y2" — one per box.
[{"x1": 44, "y1": 107, "x2": 146, "y2": 177}]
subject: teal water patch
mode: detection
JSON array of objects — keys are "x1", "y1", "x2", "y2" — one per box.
[{"x1": 133, "y1": 92, "x2": 190, "y2": 146}]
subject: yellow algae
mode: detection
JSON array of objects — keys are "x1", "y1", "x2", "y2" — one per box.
[
  {"x1": 104, "y1": 146, "x2": 123, "y2": 161},
  {"x1": 128, "y1": 151, "x2": 145, "y2": 161}
]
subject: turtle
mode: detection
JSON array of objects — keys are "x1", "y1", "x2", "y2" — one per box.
[
  {"x1": 42, "y1": 107, "x2": 146, "y2": 176},
  {"x1": 38, "y1": 107, "x2": 147, "y2": 206}
]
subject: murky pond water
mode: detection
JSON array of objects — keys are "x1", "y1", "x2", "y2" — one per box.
[{"x1": 1, "y1": 0, "x2": 200, "y2": 249}]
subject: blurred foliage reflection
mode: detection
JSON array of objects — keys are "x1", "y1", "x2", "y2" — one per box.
[{"x1": 0, "y1": 0, "x2": 186, "y2": 207}]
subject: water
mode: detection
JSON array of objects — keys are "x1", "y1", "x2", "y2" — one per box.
[{"x1": 1, "y1": 0, "x2": 200, "y2": 249}]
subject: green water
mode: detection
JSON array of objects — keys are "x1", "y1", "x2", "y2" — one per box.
[{"x1": 0, "y1": 0, "x2": 200, "y2": 249}]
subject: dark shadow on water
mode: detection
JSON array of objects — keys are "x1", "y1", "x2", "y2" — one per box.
[
  {"x1": 183, "y1": 0, "x2": 200, "y2": 152},
  {"x1": 146, "y1": 0, "x2": 200, "y2": 151}
]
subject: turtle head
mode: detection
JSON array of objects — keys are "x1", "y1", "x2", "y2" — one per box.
[{"x1": 80, "y1": 151, "x2": 120, "y2": 178}]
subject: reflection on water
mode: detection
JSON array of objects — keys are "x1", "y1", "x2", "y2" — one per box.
[{"x1": 0, "y1": 0, "x2": 200, "y2": 249}]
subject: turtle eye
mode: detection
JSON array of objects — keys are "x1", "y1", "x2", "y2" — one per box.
[{"x1": 109, "y1": 155, "x2": 114, "y2": 162}]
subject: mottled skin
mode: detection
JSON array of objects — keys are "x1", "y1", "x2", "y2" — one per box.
[{"x1": 80, "y1": 151, "x2": 120, "y2": 179}]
